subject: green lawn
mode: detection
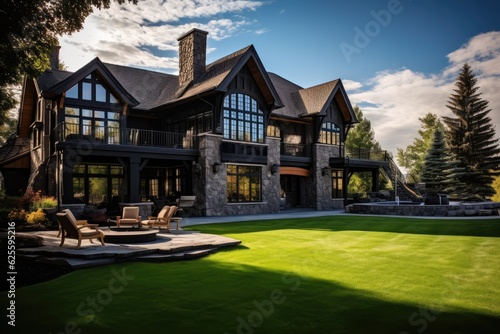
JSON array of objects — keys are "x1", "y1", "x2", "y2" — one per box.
[{"x1": 8, "y1": 216, "x2": 500, "y2": 333}]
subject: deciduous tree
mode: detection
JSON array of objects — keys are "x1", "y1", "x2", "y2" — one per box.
[
  {"x1": 397, "y1": 113, "x2": 442, "y2": 183},
  {"x1": 0, "y1": 0, "x2": 137, "y2": 132}
]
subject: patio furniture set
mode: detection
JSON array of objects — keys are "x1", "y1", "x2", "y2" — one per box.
[{"x1": 56, "y1": 203, "x2": 185, "y2": 249}]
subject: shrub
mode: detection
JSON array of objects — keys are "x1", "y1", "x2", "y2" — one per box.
[
  {"x1": 32, "y1": 194, "x2": 57, "y2": 209},
  {"x1": 8, "y1": 208, "x2": 27, "y2": 222},
  {"x1": 26, "y1": 209, "x2": 48, "y2": 225}
]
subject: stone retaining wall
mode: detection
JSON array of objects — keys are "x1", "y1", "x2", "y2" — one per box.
[{"x1": 347, "y1": 202, "x2": 500, "y2": 217}]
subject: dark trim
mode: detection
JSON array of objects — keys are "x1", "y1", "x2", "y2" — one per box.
[{"x1": 42, "y1": 58, "x2": 139, "y2": 106}]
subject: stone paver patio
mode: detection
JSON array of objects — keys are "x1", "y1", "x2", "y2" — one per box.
[{"x1": 17, "y1": 228, "x2": 241, "y2": 269}]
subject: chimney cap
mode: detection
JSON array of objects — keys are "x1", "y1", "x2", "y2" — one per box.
[{"x1": 177, "y1": 28, "x2": 209, "y2": 41}]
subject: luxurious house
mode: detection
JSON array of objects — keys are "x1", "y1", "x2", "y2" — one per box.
[{"x1": 0, "y1": 29, "x2": 380, "y2": 217}]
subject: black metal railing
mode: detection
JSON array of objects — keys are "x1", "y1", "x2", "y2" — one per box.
[
  {"x1": 55, "y1": 123, "x2": 197, "y2": 149},
  {"x1": 345, "y1": 149, "x2": 389, "y2": 161},
  {"x1": 280, "y1": 143, "x2": 311, "y2": 157}
]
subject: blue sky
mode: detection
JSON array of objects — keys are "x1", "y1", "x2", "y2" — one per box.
[{"x1": 59, "y1": 0, "x2": 500, "y2": 164}]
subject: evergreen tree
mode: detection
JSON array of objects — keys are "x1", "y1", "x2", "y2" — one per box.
[
  {"x1": 420, "y1": 127, "x2": 450, "y2": 193},
  {"x1": 397, "y1": 113, "x2": 441, "y2": 183},
  {"x1": 442, "y1": 63, "x2": 500, "y2": 198}
]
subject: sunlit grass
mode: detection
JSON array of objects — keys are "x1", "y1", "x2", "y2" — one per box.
[{"x1": 8, "y1": 215, "x2": 500, "y2": 333}]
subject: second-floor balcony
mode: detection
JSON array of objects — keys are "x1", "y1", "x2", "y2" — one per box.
[
  {"x1": 55, "y1": 123, "x2": 197, "y2": 150},
  {"x1": 281, "y1": 143, "x2": 311, "y2": 157}
]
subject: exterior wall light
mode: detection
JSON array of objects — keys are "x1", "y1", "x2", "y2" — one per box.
[
  {"x1": 322, "y1": 166, "x2": 331, "y2": 176},
  {"x1": 271, "y1": 164, "x2": 280, "y2": 175},
  {"x1": 212, "y1": 162, "x2": 222, "y2": 174}
]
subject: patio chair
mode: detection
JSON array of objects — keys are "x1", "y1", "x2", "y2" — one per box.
[
  {"x1": 142, "y1": 205, "x2": 170, "y2": 228},
  {"x1": 56, "y1": 213, "x2": 105, "y2": 249},
  {"x1": 177, "y1": 195, "x2": 196, "y2": 217},
  {"x1": 149, "y1": 205, "x2": 182, "y2": 232},
  {"x1": 57, "y1": 209, "x2": 88, "y2": 237},
  {"x1": 116, "y1": 206, "x2": 141, "y2": 228}
]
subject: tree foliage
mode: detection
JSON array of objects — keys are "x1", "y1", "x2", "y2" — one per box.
[
  {"x1": 420, "y1": 127, "x2": 467, "y2": 196},
  {"x1": 345, "y1": 106, "x2": 382, "y2": 153},
  {"x1": 397, "y1": 113, "x2": 442, "y2": 183},
  {"x1": 442, "y1": 63, "x2": 500, "y2": 198},
  {"x1": 0, "y1": 0, "x2": 137, "y2": 131},
  {"x1": 345, "y1": 106, "x2": 388, "y2": 196}
]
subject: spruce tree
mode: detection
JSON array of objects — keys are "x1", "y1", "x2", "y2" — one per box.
[
  {"x1": 442, "y1": 63, "x2": 500, "y2": 198},
  {"x1": 420, "y1": 127, "x2": 451, "y2": 193}
]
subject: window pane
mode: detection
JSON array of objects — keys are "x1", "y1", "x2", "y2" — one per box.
[
  {"x1": 94, "y1": 110, "x2": 105, "y2": 119},
  {"x1": 95, "y1": 83, "x2": 106, "y2": 102},
  {"x1": 110, "y1": 93, "x2": 119, "y2": 104},
  {"x1": 65, "y1": 107, "x2": 80, "y2": 116},
  {"x1": 108, "y1": 112, "x2": 120, "y2": 120},
  {"x1": 82, "y1": 109, "x2": 92, "y2": 117},
  {"x1": 66, "y1": 84, "x2": 78, "y2": 99},
  {"x1": 82, "y1": 82, "x2": 92, "y2": 100},
  {"x1": 65, "y1": 117, "x2": 79, "y2": 137}
]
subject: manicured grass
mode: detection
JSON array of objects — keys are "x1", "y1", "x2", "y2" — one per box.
[{"x1": 8, "y1": 216, "x2": 500, "y2": 333}]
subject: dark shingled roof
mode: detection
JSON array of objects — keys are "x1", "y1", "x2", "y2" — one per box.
[
  {"x1": 34, "y1": 46, "x2": 349, "y2": 121},
  {"x1": 297, "y1": 80, "x2": 339, "y2": 116},
  {"x1": 104, "y1": 63, "x2": 178, "y2": 110},
  {"x1": 168, "y1": 45, "x2": 252, "y2": 104},
  {"x1": 0, "y1": 135, "x2": 30, "y2": 167},
  {"x1": 37, "y1": 70, "x2": 73, "y2": 92},
  {"x1": 268, "y1": 73, "x2": 305, "y2": 118}
]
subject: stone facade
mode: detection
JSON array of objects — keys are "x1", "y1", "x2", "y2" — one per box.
[
  {"x1": 313, "y1": 144, "x2": 344, "y2": 210},
  {"x1": 195, "y1": 134, "x2": 282, "y2": 216},
  {"x1": 177, "y1": 29, "x2": 208, "y2": 87}
]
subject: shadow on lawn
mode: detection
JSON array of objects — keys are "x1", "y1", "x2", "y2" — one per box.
[
  {"x1": 190, "y1": 216, "x2": 500, "y2": 238},
  {"x1": 13, "y1": 260, "x2": 500, "y2": 334}
]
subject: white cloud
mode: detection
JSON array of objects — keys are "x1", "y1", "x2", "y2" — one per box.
[
  {"x1": 347, "y1": 31, "x2": 500, "y2": 160},
  {"x1": 342, "y1": 79, "x2": 363, "y2": 91},
  {"x1": 59, "y1": 0, "x2": 265, "y2": 72}
]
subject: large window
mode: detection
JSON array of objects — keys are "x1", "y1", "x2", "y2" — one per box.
[
  {"x1": 64, "y1": 72, "x2": 121, "y2": 143},
  {"x1": 227, "y1": 165, "x2": 262, "y2": 202},
  {"x1": 332, "y1": 170, "x2": 344, "y2": 198},
  {"x1": 66, "y1": 73, "x2": 119, "y2": 103},
  {"x1": 223, "y1": 94, "x2": 264, "y2": 143},
  {"x1": 72, "y1": 164, "x2": 124, "y2": 205},
  {"x1": 319, "y1": 122, "x2": 340, "y2": 145},
  {"x1": 65, "y1": 107, "x2": 120, "y2": 143}
]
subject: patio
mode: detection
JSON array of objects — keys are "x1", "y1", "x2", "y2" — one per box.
[{"x1": 16, "y1": 228, "x2": 241, "y2": 269}]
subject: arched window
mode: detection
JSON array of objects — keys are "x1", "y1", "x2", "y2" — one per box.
[
  {"x1": 223, "y1": 93, "x2": 264, "y2": 143},
  {"x1": 319, "y1": 122, "x2": 340, "y2": 145}
]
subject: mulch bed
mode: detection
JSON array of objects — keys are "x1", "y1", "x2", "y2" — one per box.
[{"x1": 1, "y1": 229, "x2": 73, "y2": 291}]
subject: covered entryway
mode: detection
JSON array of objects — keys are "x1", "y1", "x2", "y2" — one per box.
[{"x1": 279, "y1": 167, "x2": 310, "y2": 209}]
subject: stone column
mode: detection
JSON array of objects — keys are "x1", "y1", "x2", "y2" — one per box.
[
  {"x1": 263, "y1": 137, "x2": 281, "y2": 213},
  {"x1": 196, "y1": 133, "x2": 226, "y2": 216}
]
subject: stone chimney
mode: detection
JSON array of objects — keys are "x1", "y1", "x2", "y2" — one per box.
[
  {"x1": 49, "y1": 45, "x2": 61, "y2": 70},
  {"x1": 177, "y1": 29, "x2": 208, "y2": 87}
]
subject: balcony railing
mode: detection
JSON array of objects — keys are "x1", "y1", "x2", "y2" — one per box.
[
  {"x1": 280, "y1": 143, "x2": 311, "y2": 157},
  {"x1": 345, "y1": 149, "x2": 389, "y2": 161},
  {"x1": 55, "y1": 123, "x2": 197, "y2": 149}
]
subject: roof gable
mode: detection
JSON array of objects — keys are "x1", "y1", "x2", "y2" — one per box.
[
  {"x1": 168, "y1": 45, "x2": 283, "y2": 109},
  {"x1": 271, "y1": 75, "x2": 357, "y2": 124},
  {"x1": 42, "y1": 58, "x2": 139, "y2": 106}
]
